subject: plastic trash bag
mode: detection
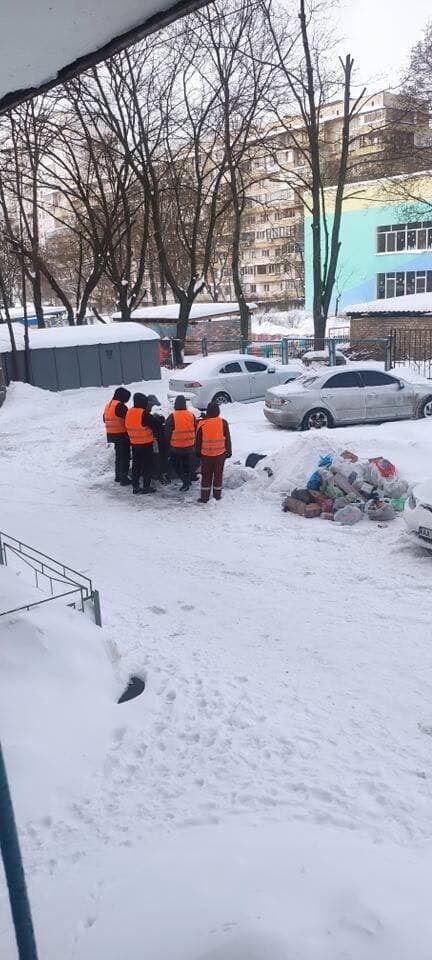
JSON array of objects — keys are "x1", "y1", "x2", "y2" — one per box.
[
  {"x1": 366, "y1": 499, "x2": 396, "y2": 521},
  {"x1": 307, "y1": 470, "x2": 322, "y2": 491},
  {"x1": 334, "y1": 505, "x2": 363, "y2": 525},
  {"x1": 382, "y1": 478, "x2": 409, "y2": 498},
  {"x1": 318, "y1": 454, "x2": 333, "y2": 468}
]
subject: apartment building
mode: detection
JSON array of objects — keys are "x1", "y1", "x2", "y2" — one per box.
[{"x1": 220, "y1": 91, "x2": 430, "y2": 308}]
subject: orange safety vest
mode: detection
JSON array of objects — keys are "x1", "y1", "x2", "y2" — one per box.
[
  {"x1": 197, "y1": 417, "x2": 226, "y2": 457},
  {"x1": 103, "y1": 399, "x2": 127, "y2": 436},
  {"x1": 171, "y1": 410, "x2": 196, "y2": 449},
  {"x1": 125, "y1": 407, "x2": 154, "y2": 446}
]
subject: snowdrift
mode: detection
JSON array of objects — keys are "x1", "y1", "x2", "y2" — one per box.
[{"x1": 0, "y1": 566, "x2": 118, "y2": 823}]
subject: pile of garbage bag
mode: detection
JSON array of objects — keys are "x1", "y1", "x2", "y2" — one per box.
[{"x1": 283, "y1": 450, "x2": 409, "y2": 525}]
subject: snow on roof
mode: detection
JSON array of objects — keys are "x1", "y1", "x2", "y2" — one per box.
[
  {"x1": 0, "y1": 321, "x2": 159, "y2": 353},
  {"x1": 346, "y1": 293, "x2": 432, "y2": 316},
  {"x1": 1, "y1": 305, "x2": 65, "y2": 321},
  {"x1": 117, "y1": 302, "x2": 258, "y2": 322},
  {"x1": 0, "y1": 0, "x2": 208, "y2": 114}
]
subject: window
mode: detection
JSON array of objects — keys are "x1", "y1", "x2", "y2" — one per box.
[
  {"x1": 263, "y1": 283, "x2": 270, "y2": 292},
  {"x1": 245, "y1": 360, "x2": 268, "y2": 372},
  {"x1": 377, "y1": 220, "x2": 432, "y2": 253},
  {"x1": 220, "y1": 362, "x2": 242, "y2": 374},
  {"x1": 324, "y1": 372, "x2": 362, "y2": 389},
  {"x1": 261, "y1": 249, "x2": 270, "y2": 257},
  {"x1": 256, "y1": 230, "x2": 266, "y2": 239},
  {"x1": 377, "y1": 270, "x2": 432, "y2": 298},
  {"x1": 360, "y1": 371, "x2": 398, "y2": 387}
]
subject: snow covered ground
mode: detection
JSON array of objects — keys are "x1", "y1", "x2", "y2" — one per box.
[
  {"x1": 1, "y1": 375, "x2": 432, "y2": 959},
  {"x1": 251, "y1": 309, "x2": 348, "y2": 338}
]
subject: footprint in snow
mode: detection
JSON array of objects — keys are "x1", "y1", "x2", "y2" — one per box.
[{"x1": 148, "y1": 605, "x2": 167, "y2": 615}]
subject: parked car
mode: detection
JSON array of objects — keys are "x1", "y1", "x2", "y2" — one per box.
[
  {"x1": 168, "y1": 354, "x2": 302, "y2": 410},
  {"x1": 264, "y1": 367, "x2": 432, "y2": 430},
  {"x1": 405, "y1": 482, "x2": 432, "y2": 550},
  {"x1": 302, "y1": 349, "x2": 347, "y2": 367}
]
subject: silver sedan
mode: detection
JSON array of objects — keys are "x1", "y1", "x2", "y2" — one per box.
[
  {"x1": 264, "y1": 367, "x2": 432, "y2": 430},
  {"x1": 168, "y1": 354, "x2": 301, "y2": 410}
]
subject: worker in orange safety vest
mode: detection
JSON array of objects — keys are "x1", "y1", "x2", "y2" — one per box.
[
  {"x1": 103, "y1": 387, "x2": 131, "y2": 485},
  {"x1": 125, "y1": 393, "x2": 159, "y2": 495},
  {"x1": 195, "y1": 402, "x2": 231, "y2": 503},
  {"x1": 165, "y1": 395, "x2": 197, "y2": 491}
]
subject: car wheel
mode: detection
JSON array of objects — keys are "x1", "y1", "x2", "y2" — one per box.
[
  {"x1": 212, "y1": 391, "x2": 232, "y2": 405},
  {"x1": 419, "y1": 397, "x2": 432, "y2": 419},
  {"x1": 302, "y1": 408, "x2": 333, "y2": 431}
]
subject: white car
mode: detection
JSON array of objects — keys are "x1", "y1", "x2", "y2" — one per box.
[
  {"x1": 405, "y1": 483, "x2": 432, "y2": 550},
  {"x1": 264, "y1": 367, "x2": 432, "y2": 430},
  {"x1": 168, "y1": 354, "x2": 302, "y2": 410}
]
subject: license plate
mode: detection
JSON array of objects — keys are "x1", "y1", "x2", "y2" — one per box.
[{"x1": 419, "y1": 526, "x2": 432, "y2": 541}]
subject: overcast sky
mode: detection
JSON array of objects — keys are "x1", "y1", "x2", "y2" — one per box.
[{"x1": 338, "y1": 0, "x2": 430, "y2": 88}]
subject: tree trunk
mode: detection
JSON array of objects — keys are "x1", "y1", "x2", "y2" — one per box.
[
  {"x1": 231, "y1": 204, "x2": 250, "y2": 343},
  {"x1": 33, "y1": 268, "x2": 45, "y2": 329},
  {"x1": 116, "y1": 284, "x2": 132, "y2": 322},
  {"x1": 0, "y1": 268, "x2": 18, "y2": 380},
  {"x1": 149, "y1": 259, "x2": 158, "y2": 305}
]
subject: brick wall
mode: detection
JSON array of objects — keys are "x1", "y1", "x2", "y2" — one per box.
[
  {"x1": 186, "y1": 317, "x2": 250, "y2": 354},
  {"x1": 350, "y1": 313, "x2": 432, "y2": 339},
  {"x1": 137, "y1": 316, "x2": 250, "y2": 355}
]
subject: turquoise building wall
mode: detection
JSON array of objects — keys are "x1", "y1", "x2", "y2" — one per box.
[{"x1": 304, "y1": 193, "x2": 432, "y2": 314}]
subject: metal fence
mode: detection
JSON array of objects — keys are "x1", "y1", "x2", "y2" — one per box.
[
  {"x1": 0, "y1": 531, "x2": 102, "y2": 626},
  {"x1": 170, "y1": 333, "x2": 393, "y2": 369},
  {"x1": 390, "y1": 328, "x2": 432, "y2": 379}
]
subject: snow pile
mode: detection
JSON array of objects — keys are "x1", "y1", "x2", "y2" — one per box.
[
  {"x1": 0, "y1": 566, "x2": 120, "y2": 826},
  {"x1": 2, "y1": 379, "x2": 432, "y2": 959},
  {"x1": 252, "y1": 309, "x2": 312, "y2": 337}
]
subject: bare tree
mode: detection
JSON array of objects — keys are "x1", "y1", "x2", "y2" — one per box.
[
  {"x1": 85, "y1": 28, "x2": 235, "y2": 349},
  {"x1": 260, "y1": 0, "x2": 365, "y2": 342},
  {"x1": 194, "y1": 0, "x2": 275, "y2": 340},
  {"x1": 0, "y1": 97, "x2": 61, "y2": 328}
]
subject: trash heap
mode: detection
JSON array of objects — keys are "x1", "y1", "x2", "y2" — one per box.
[{"x1": 283, "y1": 450, "x2": 409, "y2": 525}]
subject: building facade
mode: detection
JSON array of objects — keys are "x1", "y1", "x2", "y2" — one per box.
[
  {"x1": 218, "y1": 90, "x2": 429, "y2": 309},
  {"x1": 304, "y1": 172, "x2": 432, "y2": 315}
]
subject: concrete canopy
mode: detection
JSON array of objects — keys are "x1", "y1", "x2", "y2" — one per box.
[{"x1": 0, "y1": 0, "x2": 210, "y2": 114}]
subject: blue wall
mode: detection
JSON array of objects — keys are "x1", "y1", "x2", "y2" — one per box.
[{"x1": 304, "y1": 199, "x2": 432, "y2": 313}]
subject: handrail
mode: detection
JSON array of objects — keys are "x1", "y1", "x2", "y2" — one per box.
[{"x1": 0, "y1": 530, "x2": 101, "y2": 626}]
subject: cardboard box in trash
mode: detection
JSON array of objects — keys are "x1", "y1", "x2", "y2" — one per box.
[{"x1": 283, "y1": 496, "x2": 321, "y2": 518}]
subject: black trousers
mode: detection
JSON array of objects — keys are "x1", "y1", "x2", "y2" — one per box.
[
  {"x1": 111, "y1": 436, "x2": 130, "y2": 481},
  {"x1": 170, "y1": 448, "x2": 194, "y2": 485},
  {"x1": 131, "y1": 443, "x2": 154, "y2": 491}
]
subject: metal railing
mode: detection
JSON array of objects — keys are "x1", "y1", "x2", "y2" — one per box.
[
  {"x1": 390, "y1": 327, "x2": 432, "y2": 379},
  {"x1": 0, "y1": 532, "x2": 102, "y2": 626},
  {"x1": 162, "y1": 332, "x2": 394, "y2": 370}
]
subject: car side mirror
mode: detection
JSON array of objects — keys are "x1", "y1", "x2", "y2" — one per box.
[
  {"x1": 398, "y1": 380, "x2": 405, "y2": 390},
  {"x1": 267, "y1": 366, "x2": 276, "y2": 374}
]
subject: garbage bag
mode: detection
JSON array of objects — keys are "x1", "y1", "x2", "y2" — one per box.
[
  {"x1": 382, "y1": 478, "x2": 409, "y2": 498},
  {"x1": 364, "y1": 458, "x2": 398, "y2": 487},
  {"x1": 370, "y1": 457, "x2": 397, "y2": 480},
  {"x1": 366, "y1": 499, "x2": 396, "y2": 521},
  {"x1": 334, "y1": 505, "x2": 363, "y2": 525},
  {"x1": 245, "y1": 453, "x2": 267, "y2": 469},
  {"x1": 318, "y1": 454, "x2": 333, "y2": 468},
  {"x1": 322, "y1": 483, "x2": 345, "y2": 499},
  {"x1": 391, "y1": 497, "x2": 407, "y2": 512},
  {"x1": 333, "y1": 497, "x2": 365, "y2": 513},
  {"x1": 307, "y1": 470, "x2": 322, "y2": 491},
  {"x1": 291, "y1": 488, "x2": 314, "y2": 504}
]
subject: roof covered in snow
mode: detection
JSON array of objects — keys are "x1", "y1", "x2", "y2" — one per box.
[
  {"x1": 0, "y1": 0, "x2": 209, "y2": 114},
  {"x1": 346, "y1": 293, "x2": 432, "y2": 317},
  {"x1": 117, "y1": 302, "x2": 258, "y2": 322},
  {"x1": 0, "y1": 321, "x2": 159, "y2": 353}
]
